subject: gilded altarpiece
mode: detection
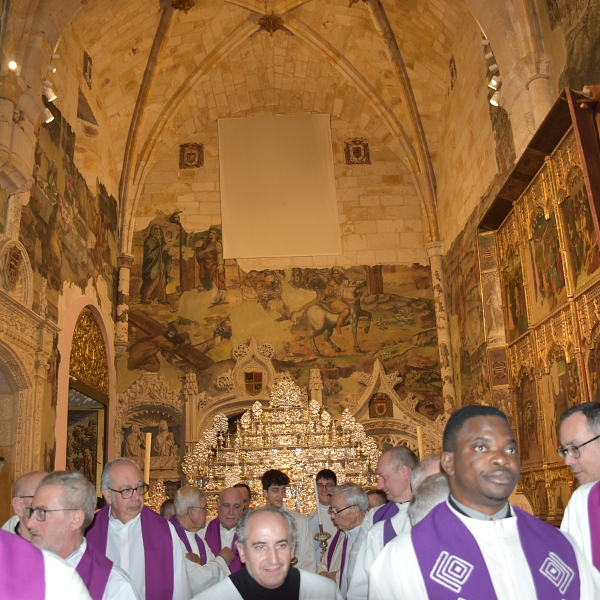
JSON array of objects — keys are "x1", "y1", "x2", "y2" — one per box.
[{"x1": 494, "y1": 126, "x2": 600, "y2": 522}]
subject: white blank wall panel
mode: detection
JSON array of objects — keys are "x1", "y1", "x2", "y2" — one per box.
[{"x1": 218, "y1": 114, "x2": 342, "y2": 259}]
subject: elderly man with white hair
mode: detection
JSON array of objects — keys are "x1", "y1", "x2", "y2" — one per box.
[
  {"x1": 171, "y1": 486, "x2": 231, "y2": 594},
  {"x1": 86, "y1": 458, "x2": 191, "y2": 600},
  {"x1": 193, "y1": 507, "x2": 341, "y2": 600},
  {"x1": 317, "y1": 483, "x2": 368, "y2": 598},
  {"x1": 407, "y1": 473, "x2": 450, "y2": 526},
  {"x1": 26, "y1": 471, "x2": 138, "y2": 600}
]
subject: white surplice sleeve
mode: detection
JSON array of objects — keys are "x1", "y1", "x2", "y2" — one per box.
[{"x1": 169, "y1": 521, "x2": 193, "y2": 600}]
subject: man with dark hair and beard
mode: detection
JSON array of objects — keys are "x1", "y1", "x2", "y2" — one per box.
[{"x1": 370, "y1": 405, "x2": 600, "y2": 599}]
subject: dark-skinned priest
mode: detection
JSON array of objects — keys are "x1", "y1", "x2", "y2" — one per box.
[
  {"x1": 370, "y1": 405, "x2": 600, "y2": 599},
  {"x1": 192, "y1": 507, "x2": 341, "y2": 600}
]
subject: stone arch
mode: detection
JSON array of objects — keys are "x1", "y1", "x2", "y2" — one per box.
[
  {"x1": 0, "y1": 337, "x2": 34, "y2": 522},
  {"x1": 55, "y1": 297, "x2": 117, "y2": 470}
]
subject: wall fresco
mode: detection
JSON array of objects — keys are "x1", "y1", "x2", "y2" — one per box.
[
  {"x1": 19, "y1": 104, "x2": 118, "y2": 319},
  {"x1": 122, "y1": 211, "x2": 442, "y2": 419}
]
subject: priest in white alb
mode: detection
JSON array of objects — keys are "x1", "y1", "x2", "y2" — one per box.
[
  {"x1": 370, "y1": 405, "x2": 600, "y2": 599},
  {"x1": 86, "y1": 458, "x2": 191, "y2": 600},
  {"x1": 558, "y1": 402, "x2": 600, "y2": 571},
  {"x1": 308, "y1": 469, "x2": 338, "y2": 566},
  {"x1": 346, "y1": 446, "x2": 417, "y2": 600},
  {"x1": 317, "y1": 483, "x2": 367, "y2": 597},
  {"x1": 171, "y1": 486, "x2": 231, "y2": 595}
]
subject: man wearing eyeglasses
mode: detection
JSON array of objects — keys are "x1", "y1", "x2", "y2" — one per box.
[
  {"x1": 559, "y1": 402, "x2": 600, "y2": 571},
  {"x1": 86, "y1": 458, "x2": 191, "y2": 600},
  {"x1": 1, "y1": 470, "x2": 46, "y2": 540},
  {"x1": 308, "y1": 469, "x2": 338, "y2": 566},
  {"x1": 261, "y1": 469, "x2": 316, "y2": 572},
  {"x1": 171, "y1": 486, "x2": 231, "y2": 594},
  {"x1": 317, "y1": 483, "x2": 368, "y2": 598},
  {"x1": 26, "y1": 471, "x2": 138, "y2": 600},
  {"x1": 347, "y1": 446, "x2": 417, "y2": 600}
]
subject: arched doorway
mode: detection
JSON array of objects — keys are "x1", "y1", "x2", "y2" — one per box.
[
  {"x1": 0, "y1": 362, "x2": 19, "y2": 523},
  {"x1": 67, "y1": 307, "x2": 109, "y2": 496}
]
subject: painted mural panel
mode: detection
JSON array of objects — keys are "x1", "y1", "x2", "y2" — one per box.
[
  {"x1": 540, "y1": 355, "x2": 581, "y2": 464},
  {"x1": 19, "y1": 104, "x2": 118, "y2": 319},
  {"x1": 523, "y1": 211, "x2": 567, "y2": 324},
  {"x1": 444, "y1": 211, "x2": 489, "y2": 407},
  {"x1": 481, "y1": 271, "x2": 505, "y2": 345},
  {"x1": 560, "y1": 171, "x2": 600, "y2": 291},
  {"x1": 123, "y1": 211, "x2": 442, "y2": 419},
  {"x1": 515, "y1": 372, "x2": 543, "y2": 468},
  {"x1": 501, "y1": 251, "x2": 528, "y2": 343}
]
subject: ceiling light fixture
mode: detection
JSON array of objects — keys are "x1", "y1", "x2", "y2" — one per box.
[
  {"x1": 490, "y1": 91, "x2": 501, "y2": 106},
  {"x1": 44, "y1": 108, "x2": 54, "y2": 123}
]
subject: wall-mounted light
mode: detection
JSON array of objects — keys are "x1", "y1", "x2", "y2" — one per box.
[
  {"x1": 488, "y1": 76, "x2": 502, "y2": 90},
  {"x1": 47, "y1": 65, "x2": 56, "y2": 73},
  {"x1": 481, "y1": 39, "x2": 490, "y2": 46},
  {"x1": 52, "y1": 53, "x2": 60, "y2": 60},
  {"x1": 488, "y1": 63, "x2": 499, "y2": 72},
  {"x1": 0, "y1": 456, "x2": 4, "y2": 471},
  {"x1": 490, "y1": 91, "x2": 501, "y2": 106},
  {"x1": 8, "y1": 61, "x2": 17, "y2": 72},
  {"x1": 485, "y1": 51, "x2": 494, "y2": 60},
  {"x1": 44, "y1": 108, "x2": 54, "y2": 123},
  {"x1": 43, "y1": 87, "x2": 57, "y2": 102}
]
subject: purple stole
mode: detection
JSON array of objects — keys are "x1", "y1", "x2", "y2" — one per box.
[
  {"x1": 86, "y1": 506, "x2": 174, "y2": 600},
  {"x1": 372, "y1": 501, "x2": 399, "y2": 525},
  {"x1": 326, "y1": 530, "x2": 348, "y2": 587},
  {"x1": 170, "y1": 516, "x2": 208, "y2": 564},
  {"x1": 589, "y1": 480, "x2": 600, "y2": 570},
  {"x1": 204, "y1": 518, "x2": 243, "y2": 572},
  {"x1": 0, "y1": 529, "x2": 45, "y2": 599},
  {"x1": 412, "y1": 502, "x2": 580, "y2": 600},
  {"x1": 76, "y1": 542, "x2": 113, "y2": 600}
]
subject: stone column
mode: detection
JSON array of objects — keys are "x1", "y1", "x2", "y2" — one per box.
[
  {"x1": 115, "y1": 254, "x2": 134, "y2": 356},
  {"x1": 426, "y1": 242, "x2": 457, "y2": 416}
]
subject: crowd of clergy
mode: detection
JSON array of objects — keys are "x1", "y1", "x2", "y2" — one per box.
[{"x1": 1, "y1": 400, "x2": 600, "y2": 599}]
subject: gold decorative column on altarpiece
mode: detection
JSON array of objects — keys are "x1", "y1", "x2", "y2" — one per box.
[{"x1": 183, "y1": 373, "x2": 379, "y2": 513}]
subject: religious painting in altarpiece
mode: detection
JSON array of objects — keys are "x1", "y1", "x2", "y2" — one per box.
[{"x1": 496, "y1": 126, "x2": 600, "y2": 520}]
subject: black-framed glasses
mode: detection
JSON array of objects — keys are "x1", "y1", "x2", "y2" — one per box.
[
  {"x1": 317, "y1": 483, "x2": 335, "y2": 491},
  {"x1": 108, "y1": 484, "x2": 149, "y2": 499},
  {"x1": 328, "y1": 504, "x2": 356, "y2": 516},
  {"x1": 557, "y1": 433, "x2": 600, "y2": 460},
  {"x1": 26, "y1": 507, "x2": 78, "y2": 522}
]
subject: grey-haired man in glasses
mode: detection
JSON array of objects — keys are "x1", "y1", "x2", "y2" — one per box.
[
  {"x1": 26, "y1": 471, "x2": 139, "y2": 600},
  {"x1": 559, "y1": 402, "x2": 600, "y2": 571},
  {"x1": 1, "y1": 470, "x2": 47, "y2": 540},
  {"x1": 86, "y1": 458, "x2": 191, "y2": 600}
]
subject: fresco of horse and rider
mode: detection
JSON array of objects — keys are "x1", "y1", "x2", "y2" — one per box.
[{"x1": 119, "y1": 211, "x2": 442, "y2": 419}]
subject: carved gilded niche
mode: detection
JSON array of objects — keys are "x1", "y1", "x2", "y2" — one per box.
[
  {"x1": 69, "y1": 308, "x2": 108, "y2": 395},
  {"x1": 551, "y1": 129, "x2": 581, "y2": 200}
]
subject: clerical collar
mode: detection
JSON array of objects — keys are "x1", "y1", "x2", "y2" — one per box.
[
  {"x1": 448, "y1": 494, "x2": 511, "y2": 521},
  {"x1": 230, "y1": 565, "x2": 301, "y2": 600}
]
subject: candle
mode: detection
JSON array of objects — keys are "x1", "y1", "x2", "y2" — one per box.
[
  {"x1": 144, "y1": 432, "x2": 152, "y2": 500},
  {"x1": 313, "y1": 479, "x2": 323, "y2": 526},
  {"x1": 416, "y1": 426, "x2": 425, "y2": 461}
]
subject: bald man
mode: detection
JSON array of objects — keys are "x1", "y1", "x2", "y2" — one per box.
[
  {"x1": 199, "y1": 487, "x2": 244, "y2": 573},
  {"x1": 2, "y1": 470, "x2": 47, "y2": 540}
]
